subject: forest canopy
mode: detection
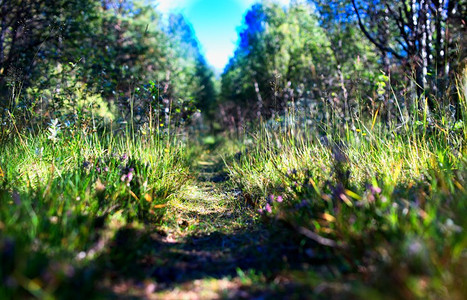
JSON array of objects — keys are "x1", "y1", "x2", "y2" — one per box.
[
  {"x1": 0, "y1": 0, "x2": 216, "y2": 132},
  {"x1": 220, "y1": 0, "x2": 466, "y2": 128},
  {"x1": 1, "y1": 0, "x2": 465, "y2": 132}
]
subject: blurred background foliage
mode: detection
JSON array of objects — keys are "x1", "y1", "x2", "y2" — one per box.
[
  {"x1": 220, "y1": 0, "x2": 465, "y2": 131},
  {"x1": 0, "y1": 0, "x2": 216, "y2": 137},
  {"x1": 0, "y1": 0, "x2": 464, "y2": 135}
]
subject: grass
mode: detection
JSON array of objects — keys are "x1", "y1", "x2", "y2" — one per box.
[
  {"x1": 0, "y1": 125, "x2": 193, "y2": 298},
  {"x1": 222, "y1": 112, "x2": 467, "y2": 299},
  {"x1": 1, "y1": 78, "x2": 467, "y2": 299}
]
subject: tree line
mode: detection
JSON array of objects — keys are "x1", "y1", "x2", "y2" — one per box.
[
  {"x1": 0, "y1": 0, "x2": 216, "y2": 132},
  {"x1": 0, "y1": 0, "x2": 465, "y2": 134},
  {"x1": 220, "y1": 0, "x2": 465, "y2": 129}
]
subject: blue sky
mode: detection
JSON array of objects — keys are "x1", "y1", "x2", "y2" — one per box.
[{"x1": 156, "y1": 0, "x2": 291, "y2": 71}]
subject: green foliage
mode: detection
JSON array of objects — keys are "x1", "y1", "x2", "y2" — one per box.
[
  {"x1": 1, "y1": 0, "x2": 466, "y2": 298},
  {"x1": 224, "y1": 113, "x2": 467, "y2": 298},
  {"x1": 0, "y1": 126, "x2": 191, "y2": 297},
  {"x1": 164, "y1": 13, "x2": 217, "y2": 120},
  {"x1": 220, "y1": 0, "x2": 381, "y2": 126},
  {"x1": 0, "y1": 0, "x2": 217, "y2": 129}
]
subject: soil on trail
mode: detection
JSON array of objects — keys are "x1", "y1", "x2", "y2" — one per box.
[{"x1": 93, "y1": 149, "x2": 324, "y2": 299}]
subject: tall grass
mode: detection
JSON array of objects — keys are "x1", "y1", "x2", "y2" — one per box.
[
  {"x1": 0, "y1": 122, "x2": 192, "y2": 298},
  {"x1": 223, "y1": 78, "x2": 467, "y2": 299}
]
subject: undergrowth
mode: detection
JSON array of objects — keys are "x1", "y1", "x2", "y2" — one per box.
[
  {"x1": 0, "y1": 124, "x2": 192, "y2": 298},
  {"x1": 223, "y1": 106, "x2": 467, "y2": 298}
]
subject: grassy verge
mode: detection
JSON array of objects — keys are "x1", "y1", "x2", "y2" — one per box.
[
  {"x1": 224, "y1": 116, "x2": 467, "y2": 298},
  {"x1": 0, "y1": 125, "x2": 192, "y2": 298}
]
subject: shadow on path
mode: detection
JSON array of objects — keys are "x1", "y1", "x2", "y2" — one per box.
[
  {"x1": 94, "y1": 220, "x2": 327, "y2": 298},
  {"x1": 87, "y1": 150, "x2": 333, "y2": 299}
]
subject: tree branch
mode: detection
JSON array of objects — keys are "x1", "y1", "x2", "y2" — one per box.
[{"x1": 350, "y1": 0, "x2": 404, "y2": 60}]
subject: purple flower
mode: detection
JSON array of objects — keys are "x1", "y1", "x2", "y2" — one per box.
[
  {"x1": 127, "y1": 172, "x2": 134, "y2": 182},
  {"x1": 369, "y1": 185, "x2": 382, "y2": 194},
  {"x1": 121, "y1": 168, "x2": 135, "y2": 186},
  {"x1": 258, "y1": 208, "x2": 264, "y2": 214},
  {"x1": 104, "y1": 167, "x2": 109, "y2": 172},
  {"x1": 265, "y1": 203, "x2": 272, "y2": 213},
  {"x1": 276, "y1": 196, "x2": 283, "y2": 203},
  {"x1": 268, "y1": 195, "x2": 274, "y2": 203},
  {"x1": 121, "y1": 153, "x2": 128, "y2": 161}
]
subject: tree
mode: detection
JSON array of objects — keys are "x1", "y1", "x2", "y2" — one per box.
[
  {"x1": 221, "y1": 1, "x2": 335, "y2": 121},
  {"x1": 0, "y1": 0, "x2": 217, "y2": 130},
  {"x1": 221, "y1": 0, "x2": 382, "y2": 126},
  {"x1": 0, "y1": 0, "x2": 98, "y2": 96},
  {"x1": 312, "y1": 0, "x2": 385, "y2": 121},
  {"x1": 165, "y1": 13, "x2": 217, "y2": 121},
  {"x1": 349, "y1": 0, "x2": 466, "y2": 111}
]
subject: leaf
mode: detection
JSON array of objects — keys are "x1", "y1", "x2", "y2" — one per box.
[
  {"x1": 320, "y1": 213, "x2": 336, "y2": 222},
  {"x1": 339, "y1": 193, "x2": 353, "y2": 207},
  {"x1": 371, "y1": 106, "x2": 380, "y2": 131},
  {"x1": 129, "y1": 190, "x2": 139, "y2": 201},
  {"x1": 345, "y1": 189, "x2": 362, "y2": 200},
  {"x1": 144, "y1": 194, "x2": 152, "y2": 202}
]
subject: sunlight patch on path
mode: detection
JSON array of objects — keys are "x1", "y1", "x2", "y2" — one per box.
[
  {"x1": 171, "y1": 184, "x2": 229, "y2": 215},
  {"x1": 161, "y1": 149, "x2": 255, "y2": 238},
  {"x1": 153, "y1": 278, "x2": 242, "y2": 299}
]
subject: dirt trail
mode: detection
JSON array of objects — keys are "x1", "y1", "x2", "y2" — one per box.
[{"x1": 95, "y1": 149, "x2": 314, "y2": 299}]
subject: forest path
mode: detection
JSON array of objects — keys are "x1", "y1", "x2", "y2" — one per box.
[{"x1": 97, "y1": 147, "x2": 313, "y2": 299}]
